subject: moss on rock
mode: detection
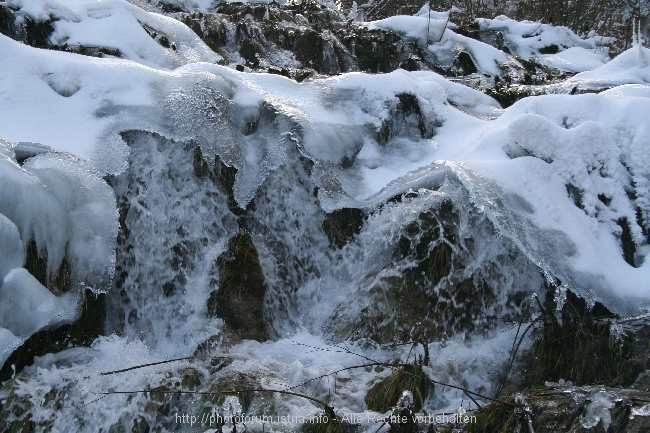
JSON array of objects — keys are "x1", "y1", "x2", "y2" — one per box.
[
  {"x1": 207, "y1": 231, "x2": 269, "y2": 341},
  {"x1": 365, "y1": 365, "x2": 429, "y2": 413}
]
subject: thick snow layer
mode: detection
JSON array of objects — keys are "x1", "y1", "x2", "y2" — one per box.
[
  {"x1": 540, "y1": 46, "x2": 610, "y2": 73},
  {"x1": 8, "y1": 0, "x2": 221, "y2": 68},
  {"x1": 364, "y1": 15, "x2": 510, "y2": 76},
  {"x1": 476, "y1": 15, "x2": 612, "y2": 71},
  {"x1": 562, "y1": 45, "x2": 650, "y2": 90}
]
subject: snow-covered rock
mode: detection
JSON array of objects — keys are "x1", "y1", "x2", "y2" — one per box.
[
  {"x1": 6, "y1": 0, "x2": 221, "y2": 68},
  {"x1": 477, "y1": 15, "x2": 613, "y2": 72}
]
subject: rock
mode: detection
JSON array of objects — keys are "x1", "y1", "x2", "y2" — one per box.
[
  {"x1": 376, "y1": 93, "x2": 438, "y2": 145},
  {"x1": 0, "y1": 5, "x2": 17, "y2": 39},
  {"x1": 203, "y1": 372, "x2": 275, "y2": 415},
  {"x1": 193, "y1": 145, "x2": 241, "y2": 214},
  {"x1": 467, "y1": 385, "x2": 650, "y2": 433},
  {"x1": 131, "y1": 416, "x2": 150, "y2": 433},
  {"x1": 322, "y1": 208, "x2": 365, "y2": 248},
  {"x1": 23, "y1": 239, "x2": 72, "y2": 294},
  {"x1": 454, "y1": 51, "x2": 477, "y2": 75},
  {"x1": 538, "y1": 44, "x2": 560, "y2": 54},
  {"x1": 181, "y1": 367, "x2": 202, "y2": 389},
  {"x1": 328, "y1": 192, "x2": 539, "y2": 344},
  {"x1": 365, "y1": 365, "x2": 430, "y2": 413},
  {"x1": 207, "y1": 231, "x2": 269, "y2": 341}
]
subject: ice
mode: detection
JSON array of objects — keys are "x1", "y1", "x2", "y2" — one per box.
[
  {"x1": 581, "y1": 390, "x2": 614, "y2": 430},
  {"x1": 23, "y1": 152, "x2": 118, "y2": 290},
  {"x1": 0, "y1": 268, "x2": 77, "y2": 338},
  {"x1": 0, "y1": 214, "x2": 24, "y2": 280},
  {"x1": 0, "y1": 145, "x2": 69, "y2": 275}
]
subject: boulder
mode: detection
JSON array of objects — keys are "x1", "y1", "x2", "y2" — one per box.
[{"x1": 207, "y1": 231, "x2": 269, "y2": 341}]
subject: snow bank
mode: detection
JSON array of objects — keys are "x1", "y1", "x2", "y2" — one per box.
[
  {"x1": 539, "y1": 46, "x2": 610, "y2": 73},
  {"x1": 7, "y1": 0, "x2": 221, "y2": 68},
  {"x1": 562, "y1": 45, "x2": 650, "y2": 90},
  {"x1": 477, "y1": 15, "x2": 611, "y2": 56},
  {"x1": 365, "y1": 15, "x2": 510, "y2": 76},
  {"x1": 477, "y1": 15, "x2": 612, "y2": 72}
]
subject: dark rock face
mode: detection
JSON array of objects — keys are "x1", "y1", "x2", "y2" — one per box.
[
  {"x1": 454, "y1": 51, "x2": 477, "y2": 75},
  {"x1": 23, "y1": 240, "x2": 72, "y2": 294},
  {"x1": 177, "y1": 3, "x2": 433, "y2": 77},
  {"x1": 207, "y1": 231, "x2": 269, "y2": 341},
  {"x1": 322, "y1": 208, "x2": 365, "y2": 248}
]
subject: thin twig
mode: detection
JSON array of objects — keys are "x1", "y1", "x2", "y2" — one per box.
[{"x1": 99, "y1": 356, "x2": 193, "y2": 375}]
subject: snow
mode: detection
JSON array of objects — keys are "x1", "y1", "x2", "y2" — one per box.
[
  {"x1": 540, "y1": 46, "x2": 610, "y2": 73},
  {"x1": 364, "y1": 15, "x2": 510, "y2": 76},
  {"x1": 2, "y1": 27, "x2": 646, "y2": 310},
  {"x1": 8, "y1": 0, "x2": 221, "y2": 68},
  {"x1": 562, "y1": 45, "x2": 650, "y2": 90},
  {"x1": 476, "y1": 15, "x2": 612, "y2": 72},
  {"x1": 0, "y1": 213, "x2": 24, "y2": 280}
]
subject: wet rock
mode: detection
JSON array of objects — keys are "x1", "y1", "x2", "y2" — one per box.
[
  {"x1": 23, "y1": 239, "x2": 72, "y2": 294},
  {"x1": 454, "y1": 51, "x2": 477, "y2": 75},
  {"x1": 203, "y1": 372, "x2": 275, "y2": 415},
  {"x1": 467, "y1": 385, "x2": 650, "y2": 433},
  {"x1": 181, "y1": 367, "x2": 202, "y2": 389},
  {"x1": 322, "y1": 208, "x2": 365, "y2": 248},
  {"x1": 207, "y1": 231, "x2": 269, "y2": 341},
  {"x1": 131, "y1": 416, "x2": 150, "y2": 433},
  {"x1": 330, "y1": 197, "x2": 535, "y2": 344}
]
